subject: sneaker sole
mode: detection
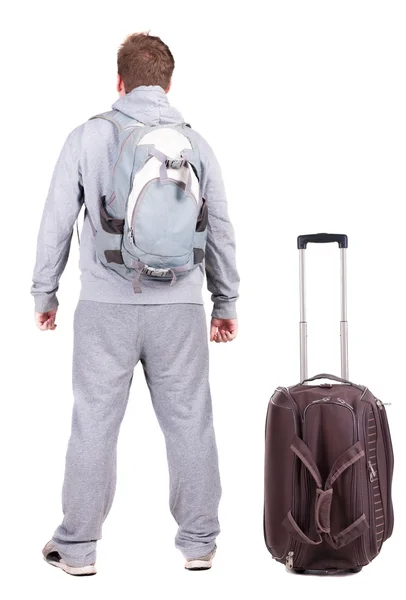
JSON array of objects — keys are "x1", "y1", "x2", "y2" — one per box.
[
  {"x1": 185, "y1": 558, "x2": 213, "y2": 571},
  {"x1": 43, "y1": 556, "x2": 97, "y2": 576}
]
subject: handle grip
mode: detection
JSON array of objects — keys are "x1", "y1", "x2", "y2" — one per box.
[
  {"x1": 300, "y1": 373, "x2": 363, "y2": 391},
  {"x1": 297, "y1": 233, "x2": 348, "y2": 250}
]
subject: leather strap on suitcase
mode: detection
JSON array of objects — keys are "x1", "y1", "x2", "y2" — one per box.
[{"x1": 283, "y1": 437, "x2": 368, "y2": 548}]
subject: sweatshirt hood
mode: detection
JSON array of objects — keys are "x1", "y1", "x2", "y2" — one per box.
[{"x1": 112, "y1": 85, "x2": 185, "y2": 126}]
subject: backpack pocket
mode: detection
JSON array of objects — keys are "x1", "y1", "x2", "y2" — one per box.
[
  {"x1": 196, "y1": 198, "x2": 208, "y2": 232},
  {"x1": 99, "y1": 195, "x2": 124, "y2": 235},
  {"x1": 192, "y1": 199, "x2": 208, "y2": 266},
  {"x1": 128, "y1": 178, "x2": 197, "y2": 266},
  {"x1": 95, "y1": 196, "x2": 127, "y2": 274}
]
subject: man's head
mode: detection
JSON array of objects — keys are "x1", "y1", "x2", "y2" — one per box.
[{"x1": 117, "y1": 32, "x2": 174, "y2": 96}]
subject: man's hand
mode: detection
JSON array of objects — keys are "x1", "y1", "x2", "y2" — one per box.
[
  {"x1": 210, "y1": 318, "x2": 238, "y2": 343},
  {"x1": 35, "y1": 309, "x2": 58, "y2": 331}
]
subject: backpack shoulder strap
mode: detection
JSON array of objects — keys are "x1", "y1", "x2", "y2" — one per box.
[{"x1": 88, "y1": 110, "x2": 135, "y2": 132}]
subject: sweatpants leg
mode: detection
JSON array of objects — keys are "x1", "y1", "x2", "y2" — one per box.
[
  {"x1": 141, "y1": 304, "x2": 221, "y2": 559},
  {"x1": 52, "y1": 301, "x2": 141, "y2": 567}
]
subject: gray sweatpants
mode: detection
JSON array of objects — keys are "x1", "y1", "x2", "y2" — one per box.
[{"x1": 52, "y1": 300, "x2": 221, "y2": 567}]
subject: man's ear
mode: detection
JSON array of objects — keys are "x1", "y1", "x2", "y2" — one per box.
[
  {"x1": 165, "y1": 79, "x2": 172, "y2": 94},
  {"x1": 117, "y1": 74, "x2": 126, "y2": 96}
]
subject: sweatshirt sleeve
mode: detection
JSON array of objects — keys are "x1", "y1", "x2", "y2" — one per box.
[
  {"x1": 31, "y1": 129, "x2": 84, "y2": 313},
  {"x1": 200, "y1": 140, "x2": 240, "y2": 320}
]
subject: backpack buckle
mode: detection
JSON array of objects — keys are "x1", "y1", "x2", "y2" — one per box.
[
  {"x1": 141, "y1": 265, "x2": 171, "y2": 278},
  {"x1": 165, "y1": 159, "x2": 186, "y2": 169}
]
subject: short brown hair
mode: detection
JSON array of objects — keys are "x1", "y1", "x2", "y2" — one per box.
[{"x1": 117, "y1": 32, "x2": 175, "y2": 93}]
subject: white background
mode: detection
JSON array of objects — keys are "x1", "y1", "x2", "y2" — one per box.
[{"x1": 1, "y1": 1, "x2": 405, "y2": 598}]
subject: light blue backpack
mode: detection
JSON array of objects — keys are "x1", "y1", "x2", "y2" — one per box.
[{"x1": 89, "y1": 110, "x2": 207, "y2": 292}]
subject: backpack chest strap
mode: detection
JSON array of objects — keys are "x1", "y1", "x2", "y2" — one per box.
[{"x1": 148, "y1": 147, "x2": 193, "y2": 194}]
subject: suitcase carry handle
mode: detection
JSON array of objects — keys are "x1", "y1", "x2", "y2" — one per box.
[
  {"x1": 302, "y1": 373, "x2": 351, "y2": 385},
  {"x1": 297, "y1": 233, "x2": 348, "y2": 249},
  {"x1": 298, "y1": 233, "x2": 349, "y2": 381},
  {"x1": 300, "y1": 373, "x2": 364, "y2": 391}
]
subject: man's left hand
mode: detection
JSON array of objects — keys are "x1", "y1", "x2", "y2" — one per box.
[{"x1": 210, "y1": 318, "x2": 238, "y2": 343}]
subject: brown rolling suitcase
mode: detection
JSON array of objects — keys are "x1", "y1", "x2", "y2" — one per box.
[{"x1": 264, "y1": 234, "x2": 394, "y2": 574}]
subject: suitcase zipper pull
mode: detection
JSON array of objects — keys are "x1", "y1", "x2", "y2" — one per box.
[
  {"x1": 286, "y1": 551, "x2": 294, "y2": 571},
  {"x1": 368, "y1": 460, "x2": 377, "y2": 482},
  {"x1": 336, "y1": 397, "x2": 353, "y2": 409},
  {"x1": 376, "y1": 398, "x2": 391, "y2": 409}
]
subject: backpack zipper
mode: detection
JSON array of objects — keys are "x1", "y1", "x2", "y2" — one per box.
[
  {"x1": 113, "y1": 129, "x2": 138, "y2": 176},
  {"x1": 127, "y1": 178, "x2": 197, "y2": 250}
]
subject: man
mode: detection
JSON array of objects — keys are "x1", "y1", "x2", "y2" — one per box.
[{"x1": 32, "y1": 32, "x2": 239, "y2": 576}]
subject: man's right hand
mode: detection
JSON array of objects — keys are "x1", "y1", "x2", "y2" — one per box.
[{"x1": 35, "y1": 309, "x2": 58, "y2": 331}]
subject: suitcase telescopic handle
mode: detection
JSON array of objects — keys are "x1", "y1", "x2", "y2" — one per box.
[
  {"x1": 297, "y1": 233, "x2": 348, "y2": 249},
  {"x1": 298, "y1": 233, "x2": 349, "y2": 381}
]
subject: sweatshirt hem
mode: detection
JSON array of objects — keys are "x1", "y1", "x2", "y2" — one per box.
[{"x1": 79, "y1": 281, "x2": 204, "y2": 306}]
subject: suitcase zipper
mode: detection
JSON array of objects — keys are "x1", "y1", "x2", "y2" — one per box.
[
  {"x1": 364, "y1": 409, "x2": 378, "y2": 560},
  {"x1": 276, "y1": 387, "x2": 301, "y2": 422},
  {"x1": 368, "y1": 461, "x2": 377, "y2": 482},
  {"x1": 375, "y1": 399, "x2": 395, "y2": 541},
  {"x1": 303, "y1": 398, "x2": 356, "y2": 427},
  {"x1": 301, "y1": 462, "x2": 311, "y2": 560},
  {"x1": 273, "y1": 388, "x2": 302, "y2": 564}
]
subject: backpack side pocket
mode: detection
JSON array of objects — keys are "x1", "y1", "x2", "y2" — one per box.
[
  {"x1": 95, "y1": 196, "x2": 128, "y2": 275},
  {"x1": 99, "y1": 195, "x2": 124, "y2": 234}
]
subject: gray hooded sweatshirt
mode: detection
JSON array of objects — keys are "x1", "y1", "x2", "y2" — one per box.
[{"x1": 31, "y1": 86, "x2": 239, "y2": 319}]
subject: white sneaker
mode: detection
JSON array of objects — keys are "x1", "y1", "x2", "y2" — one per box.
[
  {"x1": 184, "y1": 546, "x2": 216, "y2": 571},
  {"x1": 42, "y1": 540, "x2": 97, "y2": 576}
]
